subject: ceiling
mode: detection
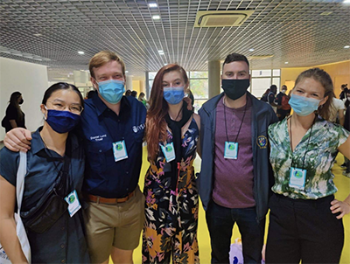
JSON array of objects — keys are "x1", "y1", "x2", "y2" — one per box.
[{"x1": 1, "y1": 0, "x2": 350, "y2": 81}]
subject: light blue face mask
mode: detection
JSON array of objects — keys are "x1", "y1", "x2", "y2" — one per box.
[
  {"x1": 163, "y1": 87, "x2": 184, "y2": 105},
  {"x1": 97, "y1": 79, "x2": 125, "y2": 104},
  {"x1": 289, "y1": 93, "x2": 321, "y2": 116}
]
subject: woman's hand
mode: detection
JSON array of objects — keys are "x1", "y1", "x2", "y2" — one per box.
[{"x1": 330, "y1": 199, "x2": 350, "y2": 219}]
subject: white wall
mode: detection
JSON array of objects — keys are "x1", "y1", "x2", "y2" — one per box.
[{"x1": 0, "y1": 57, "x2": 48, "y2": 140}]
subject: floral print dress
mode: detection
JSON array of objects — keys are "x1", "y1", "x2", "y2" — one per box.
[{"x1": 142, "y1": 118, "x2": 200, "y2": 264}]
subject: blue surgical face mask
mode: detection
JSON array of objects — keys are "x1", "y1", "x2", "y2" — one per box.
[
  {"x1": 97, "y1": 79, "x2": 125, "y2": 104},
  {"x1": 163, "y1": 87, "x2": 184, "y2": 105},
  {"x1": 44, "y1": 107, "x2": 81, "y2": 134},
  {"x1": 289, "y1": 93, "x2": 321, "y2": 116}
]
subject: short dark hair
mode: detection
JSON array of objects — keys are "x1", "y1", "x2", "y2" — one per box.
[
  {"x1": 223, "y1": 53, "x2": 249, "y2": 69},
  {"x1": 42, "y1": 82, "x2": 84, "y2": 106},
  {"x1": 131, "y1": 91, "x2": 137, "y2": 97},
  {"x1": 270, "y1": 84, "x2": 277, "y2": 91}
]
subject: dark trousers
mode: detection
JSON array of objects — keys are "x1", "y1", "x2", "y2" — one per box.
[
  {"x1": 266, "y1": 193, "x2": 344, "y2": 264},
  {"x1": 206, "y1": 201, "x2": 265, "y2": 264}
]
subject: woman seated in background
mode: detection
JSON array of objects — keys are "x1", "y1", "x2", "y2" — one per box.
[
  {"x1": 0, "y1": 83, "x2": 90, "y2": 263},
  {"x1": 266, "y1": 68, "x2": 350, "y2": 264},
  {"x1": 2, "y1": 91, "x2": 26, "y2": 132},
  {"x1": 143, "y1": 64, "x2": 200, "y2": 264}
]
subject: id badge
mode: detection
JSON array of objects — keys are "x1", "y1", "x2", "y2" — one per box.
[
  {"x1": 224, "y1": 141, "x2": 238, "y2": 159},
  {"x1": 65, "y1": 190, "x2": 81, "y2": 217},
  {"x1": 112, "y1": 140, "x2": 128, "y2": 162},
  {"x1": 289, "y1": 167, "x2": 307, "y2": 190},
  {"x1": 160, "y1": 142, "x2": 176, "y2": 163}
]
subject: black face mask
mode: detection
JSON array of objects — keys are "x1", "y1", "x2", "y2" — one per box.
[
  {"x1": 19, "y1": 99, "x2": 24, "y2": 105},
  {"x1": 222, "y1": 79, "x2": 250, "y2": 100}
]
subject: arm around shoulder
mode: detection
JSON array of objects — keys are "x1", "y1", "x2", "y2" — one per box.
[{"x1": 4, "y1": 127, "x2": 32, "y2": 152}]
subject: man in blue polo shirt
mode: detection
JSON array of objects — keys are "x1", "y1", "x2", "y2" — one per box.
[{"x1": 4, "y1": 50, "x2": 146, "y2": 264}]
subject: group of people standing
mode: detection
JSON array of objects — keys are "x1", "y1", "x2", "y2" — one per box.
[{"x1": 0, "y1": 50, "x2": 349, "y2": 264}]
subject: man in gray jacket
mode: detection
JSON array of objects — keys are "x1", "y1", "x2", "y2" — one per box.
[{"x1": 198, "y1": 53, "x2": 278, "y2": 263}]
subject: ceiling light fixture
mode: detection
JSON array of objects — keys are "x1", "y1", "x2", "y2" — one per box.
[
  {"x1": 249, "y1": 48, "x2": 254, "y2": 52},
  {"x1": 78, "y1": 51, "x2": 85, "y2": 55},
  {"x1": 285, "y1": 62, "x2": 289, "y2": 64},
  {"x1": 344, "y1": 45, "x2": 350, "y2": 49},
  {"x1": 149, "y1": 3, "x2": 158, "y2": 8},
  {"x1": 152, "y1": 15, "x2": 161, "y2": 20},
  {"x1": 33, "y1": 33, "x2": 42, "y2": 37},
  {"x1": 158, "y1": 50, "x2": 164, "y2": 55}
]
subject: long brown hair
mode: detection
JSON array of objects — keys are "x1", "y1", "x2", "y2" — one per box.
[
  {"x1": 294, "y1": 68, "x2": 334, "y2": 120},
  {"x1": 145, "y1": 64, "x2": 189, "y2": 160}
]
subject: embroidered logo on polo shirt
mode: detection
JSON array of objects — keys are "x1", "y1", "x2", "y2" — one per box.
[
  {"x1": 133, "y1": 123, "x2": 145, "y2": 133},
  {"x1": 257, "y1": 135, "x2": 268, "y2": 149}
]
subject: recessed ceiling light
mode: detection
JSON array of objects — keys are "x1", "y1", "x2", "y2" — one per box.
[
  {"x1": 78, "y1": 51, "x2": 85, "y2": 55},
  {"x1": 125, "y1": 71, "x2": 129, "y2": 73},
  {"x1": 320, "y1": 11, "x2": 332, "y2": 16},
  {"x1": 33, "y1": 33, "x2": 42, "y2": 37},
  {"x1": 344, "y1": 0, "x2": 350, "y2": 3},
  {"x1": 158, "y1": 50, "x2": 164, "y2": 55},
  {"x1": 152, "y1": 15, "x2": 161, "y2": 20},
  {"x1": 344, "y1": 45, "x2": 350, "y2": 49},
  {"x1": 149, "y1": 3, "x2": 158, "y2": 8},
  {"x1": 285, "y1": 62, "x2": 289, "y2": 64},
  {"x1": 249, "y1": 48, "x2": 254, "y2": 52},
  {"x1": 164, "y1": 63, "x2": 167, "y2": 66}
]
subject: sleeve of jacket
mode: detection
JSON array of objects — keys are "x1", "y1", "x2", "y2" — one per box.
[{"x1": 267, "y1": 108, "x2": 278, "y2": 197}]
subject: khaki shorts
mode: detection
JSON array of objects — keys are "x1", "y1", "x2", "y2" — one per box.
[{"x1": 84, "y1": 186, "x2": 145, "y2": 263}]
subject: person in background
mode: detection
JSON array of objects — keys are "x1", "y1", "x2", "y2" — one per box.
[
  {"x1": 275, "y1": 85, "x2": 291, "y2": 121},
  {"x1": 343, "y1": 106, "x2": 350, "y2": 178},
  {"x1": 131, "y1": 90, "x2": 138, "y2": 98},
  {"x1": 198, "y1": 53, "x2": 278, "y2": 263},
  {"x1": 125, "y1": 90, "x2": 132, "y2": 96},
  {"x1": 2, "y1": 92, "x2": 26, "y2": 133},
  {"x1": 142, "y1": 64, "x2": 200, "y2": 264},
  {"x1": 268, "y1": 85, "x2": 279, "y2": 112},
  {"x1": 266, "y1": 68, "x2": 350, "y2": 264},
  {"x1": 339, "y1": 84, "x2": 348, "y2": 100},
  {"x1": 260, "y1": 88, "x2": 270, "y2": 102},
  {"x1": 329, "y1": 96, "x2": 345, "y2": 126},
  {"x1": 0, "y1": 83, "x2": 89, "y2": 263},
  {"x1": 85, "y1": 90, "x2": 96, "y2": 100},
  {"x1": 138, "y1": 92, "x2": 147, "y2": 107},
  {"x1": 342, "y1": 89, "x2": 350, "y2": 109}
]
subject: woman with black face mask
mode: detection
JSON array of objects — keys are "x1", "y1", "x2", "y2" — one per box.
[
  {"x1": 0, "y1": 83, "x2": 90, "y2": 263},
  {"x1": 2, "y1": 91, "x2": 26, "y2": 132}
]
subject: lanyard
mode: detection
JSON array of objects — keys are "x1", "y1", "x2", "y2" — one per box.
[
  {"x1": 223, "y1": 96, "x2": 248, "y2": 143},
  {"x1": 289, "y1": 115, "x2": 317, "y2": 169}
]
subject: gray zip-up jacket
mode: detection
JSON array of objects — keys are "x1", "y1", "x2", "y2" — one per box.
[{"x1": 198, "y1": 92, "x2": 278, "y2": 221}]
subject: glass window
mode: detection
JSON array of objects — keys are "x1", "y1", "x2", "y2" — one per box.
[
  {"x1": 272, "y1": 78, "x2": 281, "y2": 89},
  {"x1": 252, "y1": 70, "x2": 272, "y2": 77},
  {"x1": 251, "y1": 78, "x2": 271, "y2": 98},
  {"x1": 190, "y1": 79, "x2": 208, "y2": 99},
  {"x1": 149, "y1": 72, "x2": 157, "y2": 79},
  {"x1": 273, "y1": 69, "x2": 281, "y2": 77},
  {"x1": 190, "y1": 71, "x2": 208, "y2": 78},
  {"x1": 192, "y1": 99, "x2": 207, "y2": 114}
]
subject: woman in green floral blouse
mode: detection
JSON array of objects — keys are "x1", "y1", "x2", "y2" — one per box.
[{"x1": 266, "y1": 68, "x2": 350, "y2": 264}]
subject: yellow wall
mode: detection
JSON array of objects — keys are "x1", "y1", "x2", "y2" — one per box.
[
  {"x1": 132, "y1": 80, "x2": 141, "y2": 93},
  {"x1": 281, "y1": 60, "x2": 350, "y2": 97}
]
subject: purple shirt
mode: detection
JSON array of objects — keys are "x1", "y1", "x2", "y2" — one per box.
[{"x1": 212, "y1": 96, "x2": 255, "y2": 209}]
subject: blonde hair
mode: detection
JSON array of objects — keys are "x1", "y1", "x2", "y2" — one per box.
[{"x1": 89, "y1": 50, "x2": 126, "y2": 78}]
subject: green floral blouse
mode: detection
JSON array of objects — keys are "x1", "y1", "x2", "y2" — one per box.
[{"x1": 268, "y1": 117, "x2": 349, "y2": 199}]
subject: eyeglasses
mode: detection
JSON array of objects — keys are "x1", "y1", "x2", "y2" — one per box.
[{"x1": 46, "y1": 101, "x2": 84, "y2": 114}]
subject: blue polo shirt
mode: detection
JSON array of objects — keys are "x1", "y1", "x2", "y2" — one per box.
[{"x1": 81, "y1": 92, "x2": 146, "y2": 198}]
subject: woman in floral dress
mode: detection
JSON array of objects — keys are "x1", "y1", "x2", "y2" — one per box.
[{"x1": 142, "y1": 64, "x2": 201, "y2": 264}]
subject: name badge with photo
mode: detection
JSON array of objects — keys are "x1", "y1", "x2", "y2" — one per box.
[
  {"x1": 289, "y1": 167, "x2": 307, "y2": 190},
  {"x1": 224, "y1": 141, "x2": 238, "y2": 159},
  {"x1": 65, "y1": 190, "x2": 81, "y2": 217},
  {"x1": 161, "y1": 142, "x2": 176, "y2": 163},
  {"x1": 112, "y1": 140, "x2": 128, "y2": 162}
]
